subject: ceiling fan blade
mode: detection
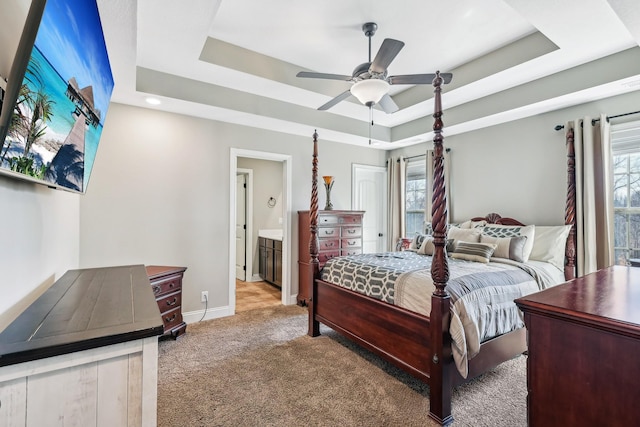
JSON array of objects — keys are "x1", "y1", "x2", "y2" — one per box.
[
  {"x1": 297, "y1": 71, "x2": 352, "y2": 81},
  {"x1": 388, "y1": 73, "x2": 453, "y2": 85},
  {"x1": 370, "y1": 39, "x2": 405, "y2": 74},
  {"x1": 378, "y1": 93, "x2": 399, "y2": 114},
  {"x1": 318, "y1": 90, "x2": 352, "y2": 111}
]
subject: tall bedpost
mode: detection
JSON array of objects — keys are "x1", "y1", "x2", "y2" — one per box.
[
  {"x1": 308, "y1": 130, "x2": 320, "y2": 336},
  {"x1": 565, "y1": 127, "x2": 577, "y2": 280},
  {"x1": 428, "y1": 71, "x2": 453, "y2": 426}
]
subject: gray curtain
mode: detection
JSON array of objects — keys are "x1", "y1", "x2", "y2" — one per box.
[
  {"x1": 570, "y1": 113, "x2": 614, "y2": 276},
  {"x1": 387, "y1": 156, "x2": 406, "y2": 249}
]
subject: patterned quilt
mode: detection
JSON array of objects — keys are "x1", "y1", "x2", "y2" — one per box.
[{"x1": 321, "y1": 251, "x2": 560, "y2": 378}]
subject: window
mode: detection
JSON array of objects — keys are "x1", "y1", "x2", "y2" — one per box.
[
  {"x1": 405, "y1": 156, "x2": 427, "y2": 236},
  {"x1": 612, "y1": 121, "x2": 640, "y2": 265}
]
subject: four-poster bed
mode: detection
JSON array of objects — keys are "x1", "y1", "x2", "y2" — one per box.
[{"x1": 303, "y1": 72, "x2": 576, "y2": 425}]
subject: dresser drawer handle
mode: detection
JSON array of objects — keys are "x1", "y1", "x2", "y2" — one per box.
[
  {"x1": 324, "y1": 230, "x2": 335, "y2": 235},
  {"x1": 153, "y1": 285, "x2": 161, "y2": 294},
  {"x1": 166, "y1": 297, "x2": 178, "y2": 307},
  {"x1": 165, "y1": 313, "x2": 177, "y2": 323},
  {"x1": 169, "y1": 282, "x2": 175, "y2": 288},
  {"x1": 348, "y1": 241, "x2": 356, "y2": 246},
  {"x1": 347, "y1": 229, "x2": 356, "y2": 234},
  {"x1": 325, "y1": 242, "x2": 334, "y2": 247}
]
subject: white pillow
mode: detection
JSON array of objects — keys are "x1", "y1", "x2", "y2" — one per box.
[
  {"x1": 447, "y1": 226, "x2": 481, "y2": 246},
  {"x1": 458, "y1": 219, "x2": 487, "y2": 229},
  {"x1": 529, "y1": 225, "x2": 572, "y2": 270},
  {"x1": 481, "y1": 224, "x2": 535, "y2": 262}
]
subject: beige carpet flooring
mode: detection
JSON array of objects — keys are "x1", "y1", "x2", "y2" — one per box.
[{"x1": 157, "y1": 305, "x2": 527, "y2": 426}]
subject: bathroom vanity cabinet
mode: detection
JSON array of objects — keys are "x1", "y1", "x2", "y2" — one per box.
[{"x1": 259, "y1": 237, "x2": 282, "y2": 287}]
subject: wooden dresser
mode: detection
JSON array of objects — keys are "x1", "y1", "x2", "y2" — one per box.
[
  {"x1": 146, "y1": 265, "x2": 187, "y2": 339},
  {"x1": 297, "y1": 210, "x2": 364, "y2": 305},
  {"x1": 515, "y1": 266, "x2": 640, "y2": 427}
]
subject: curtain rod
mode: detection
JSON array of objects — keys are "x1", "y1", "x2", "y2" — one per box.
[
  {"x1": 554, "y1": 110, "x2": 640, "y2": 131},
  {"x1": 401, "y1": 148, "x2": 452, "y2": 162}
]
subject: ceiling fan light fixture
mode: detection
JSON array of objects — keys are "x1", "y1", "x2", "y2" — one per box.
[{"x1": 350, "y1": 79, "x2": 389, "y2": 106}]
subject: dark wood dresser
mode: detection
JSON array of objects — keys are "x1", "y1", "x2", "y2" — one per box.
[
  {"x1": 297, "y1": 210, "x2": 364, "y2": 305},
  {"x1": 515, "y1": 266, "x2": 640, "y2": 427},
  {"x1": 146, "y1": 265, "x2": 187, "y2": 339}
]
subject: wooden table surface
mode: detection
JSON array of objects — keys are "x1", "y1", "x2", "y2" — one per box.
[{"x1": 0, "y1": 265, "x2": 163, "y2": 367}]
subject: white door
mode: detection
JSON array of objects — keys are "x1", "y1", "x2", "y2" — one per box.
[
  {"x1": 352, "y1": 164, "x2": 387, "y2": 253},
  {"x1": 235, "y1": 173, "x2": 247, "y2": 280}
]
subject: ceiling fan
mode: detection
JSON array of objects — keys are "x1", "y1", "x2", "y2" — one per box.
[{"x1": 296, "y1": 22, "x2": 453, "y2": 114}]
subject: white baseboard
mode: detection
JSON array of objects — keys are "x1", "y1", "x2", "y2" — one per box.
[
  {"x1": 184, "y1": 293, "x2": 300, "y2": 324},
  {"x1": 183, "y1": 305, "x2": 232, "y2": 324}
]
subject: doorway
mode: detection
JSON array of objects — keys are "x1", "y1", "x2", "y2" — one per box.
[
  {"x1": 235, "y1": 169, "x2": 252, "y2": 281},
  {"x1": 229, "y1": 149, "x2": 292, "y2": 314}
]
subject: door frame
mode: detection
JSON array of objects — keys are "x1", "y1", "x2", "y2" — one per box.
[
  {"x1": 236, "y1": 168, "x2": 253, "y2": 282},
  {"x1": 229, "y1": 149, "x2": 293, "y2": 313},
  {"x1": 352, "y1": 163, "x2": 388, "y2": 252}
]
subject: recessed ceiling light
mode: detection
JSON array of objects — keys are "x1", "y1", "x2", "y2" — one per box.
[{"x1": 145, "y1": 97, "x2": 161, "y2": 105}]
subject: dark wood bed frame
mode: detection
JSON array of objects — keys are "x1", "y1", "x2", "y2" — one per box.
[{"x1": 304, "y1": 72, "x2": 577, "y2": 425}]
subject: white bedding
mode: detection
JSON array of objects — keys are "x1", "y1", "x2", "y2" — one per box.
[
  {"x1": 321, "y1": 253, "x2": 565, "y2": 378},
  {"x1": 394, "y1": 258, "x2": 563, "y2": 377}
]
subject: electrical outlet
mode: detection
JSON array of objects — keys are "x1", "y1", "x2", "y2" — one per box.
[{"x1": 201, "y1": 291, "x2": 208, "y2": 303}]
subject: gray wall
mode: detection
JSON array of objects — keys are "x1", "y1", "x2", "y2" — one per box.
[
  {"x1": 78, "y1": 102, "x2": 386, "y2": 317},
  {"x1": 390, "y1": 90, "x2": 640, "y2": 226}
]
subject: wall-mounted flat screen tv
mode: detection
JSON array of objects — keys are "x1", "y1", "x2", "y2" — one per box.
[{"x1": 0, "y1": 0, "x2": 113, "y2": 194}]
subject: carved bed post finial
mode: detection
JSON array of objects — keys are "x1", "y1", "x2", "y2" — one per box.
[
  {"x1": 428, "y1": 71, "x2": 453, "y2": 426},
  {"x1": 430, "y1": 71, "x2": 450, "y2": 295},
  {"x1": 310, "y1": 130, "x2": 320, "y2": 274},
  {"x1": 565, "y1": 127, "x2": 577, "y2": 280},
  {"x1": 308, "y1": 130, "x2": 320, "y2": 336}
]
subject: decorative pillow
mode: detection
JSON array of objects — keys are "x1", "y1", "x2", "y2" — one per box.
[
  {"x1": 480, "y1": 235, "x2": 528, "y2": 263},
  {"x1": 481, "y1": 224, "x2": 535, "y2": 262},
  {"x1": 458, "y1": 219, "x2": 487, "y2": 229},
  {"x1": 447, "y1": 226, "x2": 482, "y2": 246},
  {"x1": 418, "y1": 237, "x2": 455, "y2": 255},
  {"x1": 424, "y1": 222, "x2": 459, "y2": 235},
  {"x1": 529, "y1": 225, "x2": 572, "y2": 270},
  {"x1": 410, "y1": 233, "x2": 429, "y2": 250},
  {"x1": 450, "y1": 241, "x2": 497, "y2": 263}
]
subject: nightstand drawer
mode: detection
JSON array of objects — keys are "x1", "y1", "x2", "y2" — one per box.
[
  {"x1": 161, "y1": 306, "x2": 183, "y2": 331},
  {"x1": 157, "y1": 290, "x2": 182, "y2": 313},
  {"x1": 151, "y1": 275, "x2": 182, "y2": 297}
]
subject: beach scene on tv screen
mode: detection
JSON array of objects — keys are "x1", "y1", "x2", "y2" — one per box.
[{"x1": 0, "y1": 0, "x2": 113, "y2": 193}]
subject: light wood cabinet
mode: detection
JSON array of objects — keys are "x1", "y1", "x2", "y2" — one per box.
[
  {"x1": 0, "y1": 265, "x2": 163, "y2": 427},
  {"x1": 297, "y1": 210, "x2": 364, "y2": 306}
]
